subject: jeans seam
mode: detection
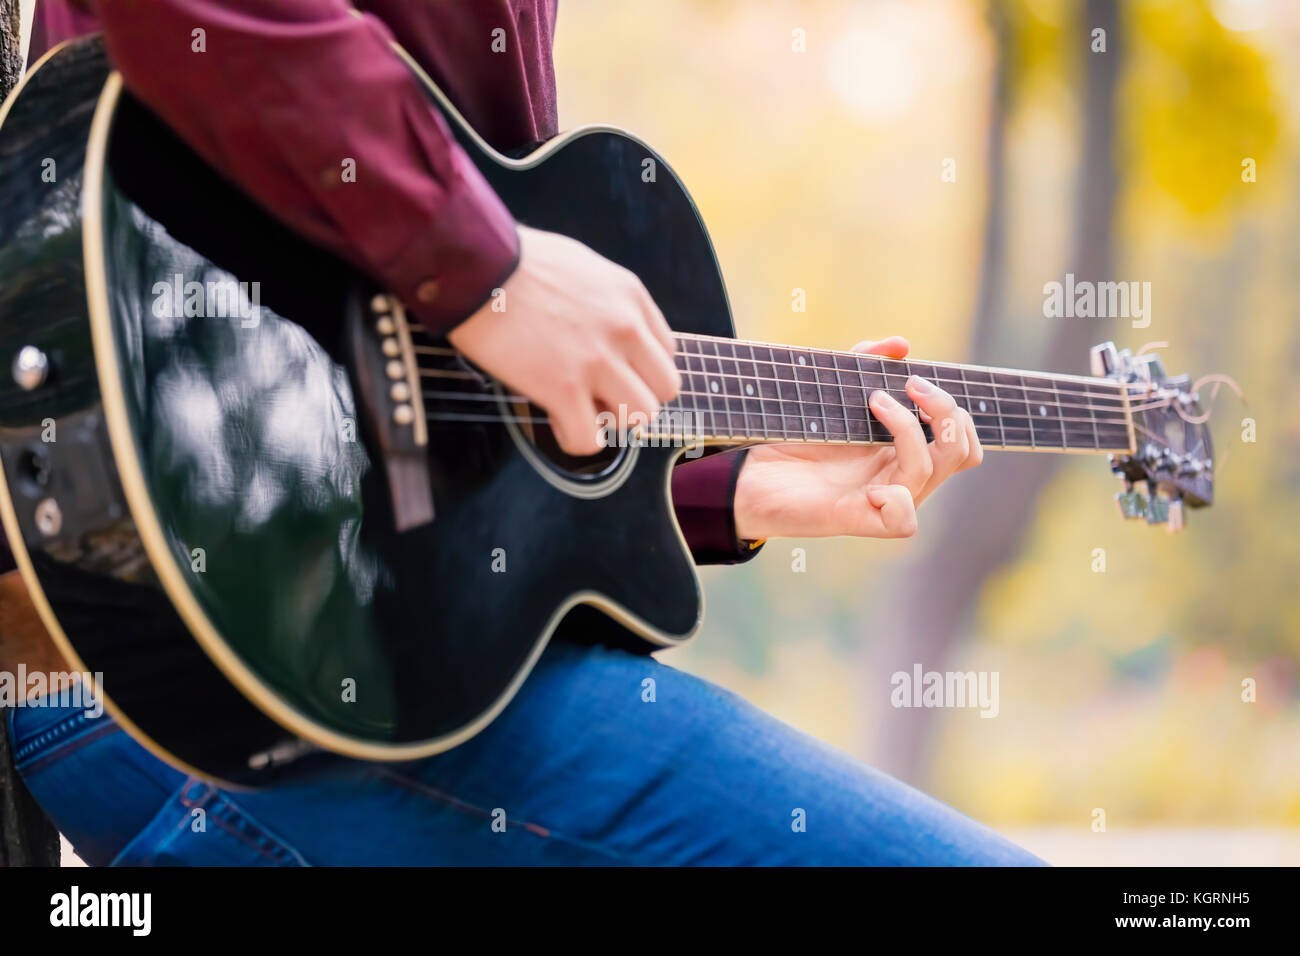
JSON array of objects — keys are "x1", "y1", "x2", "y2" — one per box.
[
  {"x1": 11, "y1": 712, "x2": 120, "y2": 774},
  {"x1": 373, "y1": 766, "x2": 634, "y2": 864},
  {"x1": 178, "y1": 782, "x2": 310, "y2": 866}
]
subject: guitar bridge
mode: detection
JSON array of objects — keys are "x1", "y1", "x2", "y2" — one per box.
[{"x1": 345, "y1": 289, "x2": 434, "y2": 532}]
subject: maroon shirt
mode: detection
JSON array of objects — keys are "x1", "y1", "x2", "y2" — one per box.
[{"x1": 28, "y1": 0, "x2": 755, "y2": 565}]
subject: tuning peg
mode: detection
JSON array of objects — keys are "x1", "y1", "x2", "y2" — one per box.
[
  {"x1": 1145, "y1": 491, "x2": 1169, "y2": 526},
  {"x1": 1090, "y1": 342, "x2": 1119, "y2": 377},
  {"x1": 1167, "y1": 496, "x2": 1185, "y2": 533},
  {"x1": 1139, "y1": 353, "x2": 1166, "y2": 382},
  {"x1": 1142, "y1": 489, "x2": 1186, "y2": 533},
  {"x1": 1115, "y1": 482, "x2": 1147, "y2": 520}
]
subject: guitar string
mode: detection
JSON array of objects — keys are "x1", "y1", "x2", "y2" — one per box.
[
  {"x1": 675, "y1": 351, "x2": 1136, "y2": 402},
  {"x1": 414, "y1": 365, "x2": 1134, "y2": 417},
  {"x1": 667, "y1": 331, "x2": 1159, "y2": 394},
  {"x1": 415, "y1": 385, "x2": 1138, "y2": 433},
  {"x1": 413, "y1": 349, "x2": 1141, "y2": 405},
  {"x1": 418, "y1": 408, "x2": 1125, "y2": 440},
  {"x1": 414, "y1": 367, "x2": 1136, "y2": 423},
  {"x1": 420, "y1": 389, "x2": 1139, "y2": 436},
  {"x1": 419, "y1": 392, "x2": 1133, "y2": 433},
  {"x1": 411, "y1": 339, "x2": 1156, "y2": 401},
  {"x1": 669, "y1": 369, "x2": 1129, "y2": 415},
  {"x1": 420, "y1": 386, "x2": 1143, "y2": 419},
  {"x1": 418, "y1": 415, "x2": 1132, "y2": 447},
  {"x1": 417, "y1": 409, "x2": 1133, "y2": 451}
]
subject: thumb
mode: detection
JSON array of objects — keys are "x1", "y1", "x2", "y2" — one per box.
[{"x1": 866, "y1": 484, "x2": 919, "y2": 538}]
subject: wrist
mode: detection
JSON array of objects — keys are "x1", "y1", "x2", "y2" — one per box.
[{"x1": 732, "y1": 450, "x2": 767, "y2": 543}]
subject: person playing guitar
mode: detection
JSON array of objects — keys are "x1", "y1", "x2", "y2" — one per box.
[{"x1": 1, "y1": 0, "x2": 1038, "y2": 865}]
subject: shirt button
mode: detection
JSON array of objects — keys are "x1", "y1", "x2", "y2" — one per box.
[{"x1": 416, "y1": 279, "x2": 441, "y2": 304}]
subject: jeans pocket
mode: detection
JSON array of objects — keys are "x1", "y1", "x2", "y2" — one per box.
[{"x1": 111, "y1": 778, "x2": 309, "y2": 866}]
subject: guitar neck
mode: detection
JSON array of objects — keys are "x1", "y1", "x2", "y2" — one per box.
[{"x1": 661, "y1": 333, "x2": 1136, "y2": 454}]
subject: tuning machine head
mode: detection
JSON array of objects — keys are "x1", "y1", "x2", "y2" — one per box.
[
  {"x1": 1091, "y1": 340, "x2": 1215, "y2": 530},
  {"x1": 1112, "y1": 478, "x2": 1185, "y2": 533},
  {"x1": 1090, "y1": 342, "x2": 1167, "y2": 383}
]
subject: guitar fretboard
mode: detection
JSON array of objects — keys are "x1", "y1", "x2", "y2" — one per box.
[{"x1": 662, "y1": 334, "x2": 1134, "y2": 453}]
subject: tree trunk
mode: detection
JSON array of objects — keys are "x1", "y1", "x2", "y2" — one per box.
[
  {"x1": 0, "y1": 2, "x2": 60, "y2": 867},
  {"x1": 1, "y1": 711, "x2": 61, "y2": 866},
  {"x1": 862, "y1": 0, "x2": 1122, "y2": 782},
  {"x1": 0, "y1": 0, "x2": 27, "y2": 103}
]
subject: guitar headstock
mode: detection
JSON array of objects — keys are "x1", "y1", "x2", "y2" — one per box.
[{"x1": 1090, "y1": 342, "x2": 1214, "y2": 532}]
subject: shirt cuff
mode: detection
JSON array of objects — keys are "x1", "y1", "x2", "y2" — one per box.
[
  {"x1": 384, "y1": 146, "x2": 522, "y2": 332},
  {"x1": 671, "y1": 448, "x2": 763, "y2": 566}
]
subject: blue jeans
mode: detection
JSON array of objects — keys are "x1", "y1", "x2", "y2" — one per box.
[{"x1": 8, "y1": 640, "x2": 1043, "y2": 865}]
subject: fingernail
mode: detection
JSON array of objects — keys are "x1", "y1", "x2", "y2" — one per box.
[
  {"x1": 907, "y1": 375, "x2": 933, "y2": 394},
  {"x1": 870, "y1": 389, "x2": 898, "y2": 408}
]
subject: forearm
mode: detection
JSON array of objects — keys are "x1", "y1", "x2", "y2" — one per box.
[{"x1": 93, "y1": 0, "x2": 519, "y2": 330}]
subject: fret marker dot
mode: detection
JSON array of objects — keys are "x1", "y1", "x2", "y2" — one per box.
[
  {"x1": 810, "y1": 421, "x2": 819, "y2": 432},
  {"x1": 745, "y1": 384, "x2": 754, "y2": 396},
  {"x1": 797, "y1": 355, "x2": 807, "y2": 366},
  {"x1": 1039, "y1": 405, "x2": 1047, "y2": 417},
  {"x1": 978, "y1": 400, "x2": 987, "y2": 413},
  {"x1": 710, "y1": 381, "x2": 719, "y2": 393}
]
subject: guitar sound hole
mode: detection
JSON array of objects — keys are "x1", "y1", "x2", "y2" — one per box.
[{"x1": 513, "y1": 399, "x2": 625, "y2": 480}]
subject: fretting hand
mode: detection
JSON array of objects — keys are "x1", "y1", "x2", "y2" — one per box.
[{"x1": 732, "y1": 337, "x2": 983, "y2": 541}]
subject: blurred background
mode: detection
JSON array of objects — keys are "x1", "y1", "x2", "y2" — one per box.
[{"x1": 556, "y1": 0, "x2": 1300, "y2": 864}]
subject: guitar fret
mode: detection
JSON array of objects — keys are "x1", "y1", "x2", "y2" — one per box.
[
  {"x1": 854, "y1": 352, "x2": 887, "y2": 441},
  {"x1": 1022, "y1": 374, "x2": 1063, "y2": 449},
  {"x1": 1050, "y1": 378, "x2": 1069, "y2": 448},
  {"x1": 695, "y1": 338, "x2": 722, "y2": 438},
  {"x1": 707, "y1": 338, "x2": 735, "y2": 438},
  {"x1": 907, "y1": 361, "x2": 938, "y2": 443},
  {"x1": 831, "y1": 354, "x2": 852, "y2": 440},
  {"x1": 792, "y1": 348, "x2": 823, "y2": 440},
  {"x1": 765, "y1": 347, "x2": 795, "y2": 440},
  {"x1": 1084, "y1": 376, "x2": 1101, "y2": 450},
  {"x1": 988, "y1": 372, "x2": 1028, "y2": 447},
  {"x1": 834, "y1": 352, "x2": 870, "y2": 442},
  {"x1": 715, "y1": 339, "x2": 745, "y2": 438},
  {"x1": 751, "y1": 345, "x2": 784, "y2": 439},
  {"x1": 732, "y1": 343, "x2": 760, "y2": 436},
  {"x1": 677, "y1": 338, "x2": 708, "y2": 437},
  {"x1": 813, "y1": 350, "x2": 847, "y2": 441},
  {"x1": 964, "y1": 368, "x2": 1004, "y2": 447},
  {"x1": 1019, "y1": 375, "x2": 1038, "y2": 448},
  {"x1": 733, "y1": 342, "x2": 759, "y2": 437}
]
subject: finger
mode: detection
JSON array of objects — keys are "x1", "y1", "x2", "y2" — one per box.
[
  {"x1": 548, "y1": 388, "x2": 603, "y2": 456},
  {"x1": 906, "y1": 375, "x2": 967, "y2": 495},
  {"x1": 851, "y1": 336, "x2": 910, "y2": 359},
  {"x1": 869, "y1": 389, "x2": 932, "y2": 496},
  {"x1": 958, "y1": 408, "x2": 984, "y2": 472},
  {"x1": 633, "y1": 280, "x2": 677, "y2": 357},
  {"x1": 593, "y1": 359, "x2": 662, "y2": 440},
  {"x1": 627, "y1": 322, "x2": 682, "y2": 403},
  {"x1": 865, "y1": 484, "x2": 918, "y2": 538}
]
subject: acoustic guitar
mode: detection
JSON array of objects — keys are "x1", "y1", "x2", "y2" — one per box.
[{"x1": 0, "y1": 38, "x2": 1214, "y2": 786}]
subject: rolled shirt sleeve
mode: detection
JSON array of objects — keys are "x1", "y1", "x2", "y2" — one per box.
[
  {"x1": 87, "y1": 0, "x2": 756, "y2": 566},
  {"x1": 93, "y1": 0, "x2": 520, "y2": 331},
  {"x1": 671, "y1": 449, "x2": 762, "y2": 566}
]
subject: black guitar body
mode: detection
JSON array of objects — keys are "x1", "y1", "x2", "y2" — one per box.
[{"x1": 0, "y1": 39, "x2": 735, "y2": 786}]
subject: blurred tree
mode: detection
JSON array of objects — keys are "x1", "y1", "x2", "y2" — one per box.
[
  {"x1": 1, "y1": 0, "x2": 22, "y2": 100},
  {"x1": 863, "y1": 0, "x2": 1121, "y2": 782},
  {"x1": 0, "y1": 0, "x2": 61, "y2": 867}
]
